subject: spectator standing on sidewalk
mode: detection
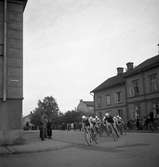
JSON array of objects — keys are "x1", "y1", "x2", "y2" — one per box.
[
  {"x1": 39, "y1": 118, "x2": 44, "y2": 141},
  {"x1": 47, "y1": 119, "x2": 52, "y2": 139},
  {"x1": 136, "y1": 118, "x2": 140, "y2": 130},
  {"x1": 149, "y1": 111, "x2": 154, "y2": 131},
  {"x1": 43, "y1": 115, "x2": 48, "y2": 138},
  {"x1": 149, "y1": 112, "x2": 154, "y2": 123},
  {"x1": 39, "y1": 114, "x2": 48, "y2": 140}
]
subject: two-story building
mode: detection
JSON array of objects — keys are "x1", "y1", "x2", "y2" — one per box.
[{"x1": 91, "y1": 54, "x2": 159, "y2": 122}]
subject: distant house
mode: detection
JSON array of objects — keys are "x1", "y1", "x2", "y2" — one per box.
[
  {"x1": 77, "y1": 99, "x2": 94, "y2": 115},
  {"x1": 22, "y1": 114, "x2": 33, "y2": 130},
  {"x1": 91, "y1": 54, "x2": 159, "y2": 122}
]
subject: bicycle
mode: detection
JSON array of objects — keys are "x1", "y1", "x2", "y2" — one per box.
[
  {"x1": 83, "y1": 126, "x2": 98, "y2": 145},
  {"x1": 107, "y1": 123, "x2": 119, "y2": 141},
  {"x1": 96, "y1": 123, "x2": 105, "y2": 137}
]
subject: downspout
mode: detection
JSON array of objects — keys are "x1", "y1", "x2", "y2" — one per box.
[
  {"x1": 142, "y1": 72, "x2": 147, "y2": 116},
  {"x1": 124, "y1": 80, "x2": 129, "y2": 122},
  {"x1": 3, "y1": 0, "x2": 7, "y2": 101},
  {"x1": 90, "y1": 92, "x2": 95, "y2": 114}
]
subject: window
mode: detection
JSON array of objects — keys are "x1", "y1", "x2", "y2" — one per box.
[
  {"x1": 134, "y1": 105, "x2": 141, "y2": 119},
  {"x1": 132, "y1": 79, "x2": 140, "y2": 96},
  {"x1": 149, "y1": 73, "x2": 158, "y2": 92},
  {"x1": 0, "y1": 44, "x2": 3, "y2": 56},
  {"x1": 96, "y1": 96, "x2": 102, "y2": 108},
  {"x1": 106, "y1": 95, "x2": 111, "y2": 105},
  {"x1": 128, "y1": 87, "x2": 134, "y2": 97},
  {"x1": 115, "y1": 91, "x2": 121, "y2": 103},
  {"x1": 153, "y1": 103, "x2": 159, "y2": 118},
  {"x1": 118, "y1": 109, "x2": 123, "y2": 118}
]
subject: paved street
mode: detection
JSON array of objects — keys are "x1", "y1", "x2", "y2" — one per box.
[{"x1": 0, "y1": 130, "x2": 159, "y2": 167}]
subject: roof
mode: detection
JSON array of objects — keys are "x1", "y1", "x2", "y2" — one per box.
[
  {"x1": 82, "y1": 101, "x2": 94, "y2": 107},
  {"x1": 23, "y1": 114, "x2": 31, "y2": 119},
  {"x1": 2, "y1": 0, "x2": 28, "y2": 11},
  {"x1": 91, "y1": 55, "x2": 159, "y2": 93},
  {"x1": 125, "y1": 54, "x2": 159, "y2": 77},
  {"x1": 22, "y1": 0, "x2": 28, "y2": 10},
  {"x1": 91, "y1": 74, "x2": 125, "y2": 93},
  {"x1": 17, "y1": 0, "x2": 28, "y2": 10}
]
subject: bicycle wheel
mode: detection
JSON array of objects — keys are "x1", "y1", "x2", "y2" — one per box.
[
  {"x1": 111, "y1": 125, "x2": 118, "y2": 141},
  {"x1": 84, "y1": 129, "x2": 92, "y2": 145},
  {"x1": 92, "y1": 131, "x2": 98, "y2": 144}
]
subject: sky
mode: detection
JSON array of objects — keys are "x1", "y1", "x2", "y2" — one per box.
[{"x1": 23, "y1": 0, "x2": 159, "y2": 116}]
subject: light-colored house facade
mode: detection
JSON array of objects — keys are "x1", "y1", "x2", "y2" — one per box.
[
  {"x1": 22, "y1": 114, "x2": 31, "y2": 127},
  {"x1": 91, "y1": 55, "x2": 159, "y2": 122}
]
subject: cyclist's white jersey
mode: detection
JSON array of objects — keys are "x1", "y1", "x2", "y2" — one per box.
[{"x1": 89, "y1": 117, "x2": 97, "y2": 128}]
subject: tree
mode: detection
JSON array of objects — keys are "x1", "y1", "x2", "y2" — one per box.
[{"x1": 30, "y1": 96, "x2": 59, "y2": 127}]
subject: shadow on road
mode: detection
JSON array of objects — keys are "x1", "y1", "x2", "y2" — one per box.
[
  {"x1": 52, "y1": 136, "x2": 150, "y2": 154},
  {"x1": 53, "y1": 138, "x2": 124, "y2": 153},
  {"x1": 116, "y1": 143, "x2": 150, "y2": 148}
]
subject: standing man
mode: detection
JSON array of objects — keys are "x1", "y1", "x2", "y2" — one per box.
[
  {"x1": 47, "y1": 119, "x2": 52, "y2": 139},
  {"x1": 39, "y1": 113, "x2": 48, "y2": 140},
  {"x1": 149, "y1": 111, "x2": 154, "y2": 131},
  {"x1": 39, "y1": 116, "x2": 44, "y2": 141}
]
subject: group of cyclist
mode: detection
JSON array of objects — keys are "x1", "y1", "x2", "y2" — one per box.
[{"x1": 81, "y1": 112, "x2": 126, "y2": 144}]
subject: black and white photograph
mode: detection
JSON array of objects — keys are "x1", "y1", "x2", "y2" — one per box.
[{"x1": 0, "y1": 0, "x2": 159, "y2": 167}]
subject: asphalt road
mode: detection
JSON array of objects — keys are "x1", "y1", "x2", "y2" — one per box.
[{"x1": 0, "y1": 130, "x2": 159, "y2": 167}]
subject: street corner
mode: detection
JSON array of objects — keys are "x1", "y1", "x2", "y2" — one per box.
[
  {"x1": 0, "y1": 146, "x2": 12, "y2": 155},
  {"x1": 0, "y1": 139, "x2": 72, "y2": 155}
]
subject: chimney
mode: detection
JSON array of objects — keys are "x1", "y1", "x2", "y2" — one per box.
[
  {"x1": 80, "y1": 99, "x2": 83, "y2": 102},
  {"x1": 117, "y1": 67, "x2": 124, "y2": 75},
  {"x1": 126, "y1": 62, "x2": 134, "y2": 71}
]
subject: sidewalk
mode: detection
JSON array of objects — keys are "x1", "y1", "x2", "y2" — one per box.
[{"x1": 0, "y1": 131, "x2": 71, "y2": 155}]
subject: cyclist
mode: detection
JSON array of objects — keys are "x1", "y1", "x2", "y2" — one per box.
[
  {"x1": 81, "y1": 115, "x2": 98, "y2": 144},
  {"x1": 95, "y1": 115, "x2": 103, "y2": 136},
  {"x1": 81, "y1": 115, "x2": 95, "y2": 131},
  {"x1": 81, "y1": 115, "x2": 90, "y2": 130},
  {"x1": 113, "y1": 116, "x2": 120, "y2": 137},
  {"x1": 95, "y1": 115, "x2": 102, "y2": 127},
  {"x1": 89, "y1": 116, "x2": 98, "y2": 134},
  {"x1": 103, "y1": 113, "x2": 120, "y2": 139},
  {"x1": 116, "y1": 115, "x2": 126, "y2": 135}
]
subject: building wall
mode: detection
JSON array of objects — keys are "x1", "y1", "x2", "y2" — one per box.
[
  {"x1": 127, "y1": 102, "x2": 146, "y2": 120},
  {"x1": 126, "y1": 66, "x2": 159, "y2": 120},
  {"x1": 0, "y1": 1, "x2": 4, "y2": 98},
  {"x1": 144, "y1": 67, "x2": 159, "y2": 118},
  {"x1": 0, "y1": 0, "x2": 26, "y2": 145},
  {"x1": 126, "y1": 73, "x2": 144, "y2": 98},
  {"x1": 22, "y1": 115, "x2": 31, "y2": 127},
  {"x1": 144, "y1": 67, "x2": 159, "y2": 95},
  {"x1": 94, "y1": 85, "x2": 127, "y2": 120},
  {"x1": 93, "y1": 64, "x2": 159, "y2": 122}
]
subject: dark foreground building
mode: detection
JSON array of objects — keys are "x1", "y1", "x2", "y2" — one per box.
[{"x1": 0, "y1": 0, "x2": 28, "y2": 145}]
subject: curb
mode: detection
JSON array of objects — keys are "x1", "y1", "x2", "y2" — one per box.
[{"x1": 0, "y1": 141, "x2": 72, "y2": 155}]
